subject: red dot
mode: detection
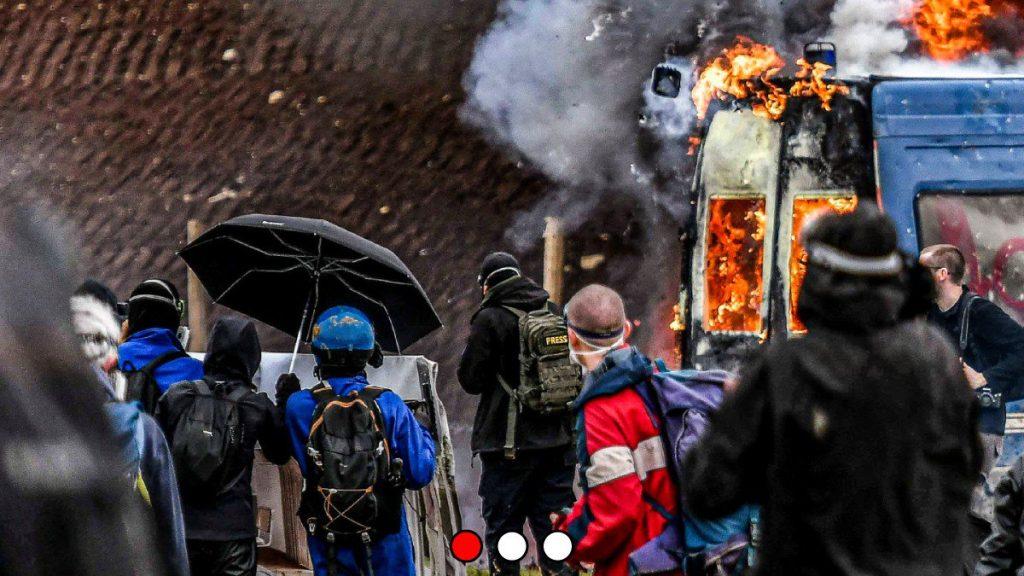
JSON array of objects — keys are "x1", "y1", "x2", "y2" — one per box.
[{"x1": 451, "y1": 530, "x2": 483, "y2": 563}]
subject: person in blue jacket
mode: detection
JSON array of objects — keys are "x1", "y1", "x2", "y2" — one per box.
[
  {"x1": 118, "y1": 279, "x2": 204, "y2": 393},
  {"x1": 282, "y1": 305, "x2": 436, "y2": 576}
]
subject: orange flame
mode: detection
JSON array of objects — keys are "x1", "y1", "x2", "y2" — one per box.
[
  {"x1": 789, "y1": 59, "x2": 850, "y2": 112},
  {"x1": 704, "y1": 197, "x2": 766, "y2": 333},
  {"x1": 909, "y1": 0, "x2": 993, "y2": 61},
  {"x1": 692, "y1": 36, "x2": 787, "y2": 121},
  {"x1": 687, "y1": 136, "x2": 702, "y2": 156},
  {"x1": 788, "y1": 196, "x2": 859, "y2": 332}
]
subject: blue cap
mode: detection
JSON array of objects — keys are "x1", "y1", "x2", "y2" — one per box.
[{"x1": 310, "y1": 305, "x2": 375, "y2": 352}]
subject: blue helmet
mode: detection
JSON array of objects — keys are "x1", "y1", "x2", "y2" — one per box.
[{"x1": 311, "y1": 305, "x2": 375, "y2": 353}]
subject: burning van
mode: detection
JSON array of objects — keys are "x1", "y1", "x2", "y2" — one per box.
[{"x1": 659, "y1": 44, "x2": 1024, "y2": 375}]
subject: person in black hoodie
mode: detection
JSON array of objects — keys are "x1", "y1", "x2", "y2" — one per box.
[
  {"x1": 458, "y1": 252, "x2": 576, "y2": 576},
  {"x1": 684, "y1": 207, "x2": 982, "y2": 576},
  {"x1": 157, "y1": 317, "x2": 292, "y2": 576}
]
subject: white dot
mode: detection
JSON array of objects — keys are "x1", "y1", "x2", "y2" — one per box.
[
  {"x1": 496, "y1": 531, "x2": 528, "y2": 562},
  {"x1": 542, "y1": 531, "x2": 573, "y2": 562}
]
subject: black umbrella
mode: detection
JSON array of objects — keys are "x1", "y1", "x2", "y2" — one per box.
[{"x1": 179, "y1": 214, "x2": 442, "y2": 368}]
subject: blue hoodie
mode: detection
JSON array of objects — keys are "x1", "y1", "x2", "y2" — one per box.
[
  {"x1": 118, "y1": 327, "x2": 204, "y2": 393},
  {"x1": 284, "y1": 374, "x2": 436, "y2": 576}
]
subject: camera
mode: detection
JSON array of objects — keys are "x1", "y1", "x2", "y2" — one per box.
[{"x1": 977, "y1": 388, "x2": 1003, "y2": 409}]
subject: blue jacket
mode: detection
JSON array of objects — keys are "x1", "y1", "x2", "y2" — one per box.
[
  {"x1": 118, "y1": 328, "x2": 204, "y2": 394},
  {"x1": 106, "y1": 400, "x2": 190, "y2": 576},
  {"x1": 284, "y1": 374, "x2": 436, "y2": 576}
]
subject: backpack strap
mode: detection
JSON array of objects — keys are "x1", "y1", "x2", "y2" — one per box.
[
  {"x1": 137, "y1": 349, "x2": 188, "y2": 375},
  {"x1": 224, "y1": 383, "x2": 253, "y2": 404},
  {"x1": 193, "y1": 379, "x2": 212, "y2": 396},
  {"x1": 960, "y1": 294, "x2": 980, "y2": 353},
  {"x1": 497, "y1": 305, "x2": 533, "y2": 461}
]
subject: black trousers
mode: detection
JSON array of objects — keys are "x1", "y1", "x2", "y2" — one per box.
[
  {"x1": 480, "y1": 447, "x2": 576, "y2": 575},
  {"x1": 186, "y1": 538, "x2": 257, "y2": 576}
]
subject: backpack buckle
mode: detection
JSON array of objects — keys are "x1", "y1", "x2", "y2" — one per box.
[
  {"x1": 307, "y1": 447, "x2": 323, "y2": 468},
  {"x1": 307, "y1": 518, "x2": 317, "y2": 535}
]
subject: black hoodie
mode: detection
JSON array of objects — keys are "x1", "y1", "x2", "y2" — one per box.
[
  {"x1": 156, "y1": 317, "x2": 291, "y2": 541},
  {"x1": 457, "y1": 276, "x2": 574, "y2": 454}
]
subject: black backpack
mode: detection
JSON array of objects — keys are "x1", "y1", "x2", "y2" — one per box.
[
  {"x1": 298, "y1": 383, "x2": 404, "y2": 544},
  {"x1": 497, "y1": 305, "x2": 582, "y2": 458},
  {"x1": 169, "y1": 379, "x2": 251, "y2": 498},
  {"x1": 124, "y1": 350, "x2": 187, "y2": 414}
]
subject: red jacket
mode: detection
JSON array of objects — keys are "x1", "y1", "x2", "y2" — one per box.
[{"x1": 558, "y1": 347, "x2": 679, "y2": 575}]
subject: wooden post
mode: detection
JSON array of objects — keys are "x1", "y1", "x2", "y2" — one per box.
[
  {"x1": 543, "y1": 216, "x2": 565, "y2": 305},
  {"x1": 278, "y1": 461, "x2": 311, "y2": 568},
  {"x1": 186, "y1": 220, "x2": 210, "y2": 352}
]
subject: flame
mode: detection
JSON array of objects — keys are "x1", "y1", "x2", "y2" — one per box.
[
  {"x1": 789, "y1": 59, "x2": 850, "y2": 112},
  {"x1": 704, "y1": 196, "x2": 766, "y2": 333},
  {"x1": 909, "y1": 0, "x2": 993, "y2": 61},
  {"x1": 687, "y1": 136, "x2": 702, "y2": 156},
  {"x1": 788, "y1": 196, "x2": 859, "y2": 332},
  {"x1": 692, "y1": 36, "x2": 787, "y2": 121}
]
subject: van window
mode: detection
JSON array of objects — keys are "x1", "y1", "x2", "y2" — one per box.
[
  {"x1": 918, "y1": 193, "x2": 1024, "y2": 324},
  {"x1": 788, "y1": 196, "x2": 858, "y2": 332},
  {"x1": 704, "y1": 196, "x2": 767, "y2": 333}
]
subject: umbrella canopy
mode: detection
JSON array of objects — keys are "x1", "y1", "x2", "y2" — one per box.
[{"x1": 179, "y1": 214, "x2": 442, "y2": 352}]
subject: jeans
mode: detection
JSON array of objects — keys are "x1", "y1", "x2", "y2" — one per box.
[{"x1": 479, "y1": 447, "x2": 577, "y2": 575}]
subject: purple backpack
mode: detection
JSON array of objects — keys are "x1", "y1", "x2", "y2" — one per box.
[{"x1": 630, "y1": 366, "x2": 756, "y2": 576}]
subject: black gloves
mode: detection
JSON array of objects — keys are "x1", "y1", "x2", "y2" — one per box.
[{"x1": 275, "y1": 373, "x2": 301, "y2": 407}]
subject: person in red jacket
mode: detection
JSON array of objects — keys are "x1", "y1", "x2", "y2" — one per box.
[{"x1": 556, "y1": 284, "x2": 679, "y2": 575}]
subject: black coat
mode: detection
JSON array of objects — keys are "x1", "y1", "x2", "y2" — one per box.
[
  {"x1": 457, "y1": 276, "x2": 573, "y2": 454},
  {"x1": 684, "y1": 320, "x2": 982, "y2": 576},
  {"x1": 929, "y1": 288, "x2": 1024, "y2": 435},
  {"x1": 976, "y1": 455, "x2": 1024, "y2": 576},
  {"x1": 156, "y1": 318, "x2": 291, "y2": 541}
]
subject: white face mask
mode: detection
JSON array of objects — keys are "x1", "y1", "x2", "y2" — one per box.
[{"x1": 568, "y1": 335, "x2": 625, "y2": 373}]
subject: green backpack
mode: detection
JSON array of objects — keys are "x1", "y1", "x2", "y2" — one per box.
[{"x1": 498, "y1": 305, "x2": 582, "y2": 459}]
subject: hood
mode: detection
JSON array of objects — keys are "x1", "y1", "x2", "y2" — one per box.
[
  {"x1": 797, "y1": 264, "x2": 906, "y2": 334},
  {"x1": 478, "y1": 275, "x2": 550, "y2": 315},
  {"x1": 651, "y1": 369, "x2": 729, "y2": 414},
  {"x1": 119, "y1": 327, "x2": 185, "y2": 370},
  {"x1": 575, "y1": 346, "x2": 651, "y2": 406},
  {"x1": 204, "y1": 317, "x2": 261, "y2": 383},
  {"x1": 326, "y1": 373, "x2": 370, "y2": 396}
]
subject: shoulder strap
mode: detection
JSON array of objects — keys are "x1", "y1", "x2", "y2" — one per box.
[
  {"x1": 498, "y1": 306, "x2": 532, "y2": 461},
  {"x1": 960, "y1": 295, "x2": 980, "y2": 352},
  {"x1": 360, "y1": 386, "x2": 388, "y2": 401},
  {"x1": 311, "y1": 381, "x2": 335, "y2": 400},
  {"x1": 193, "y1": 379, "x2": 212, "y2": 396},
  {"x1": 500, "y1": 305, "x2": 529, "y2": 319},
  {"x1": 225, "y1": 384, "x2": 253, "y2": 403},
  {"x1": 139, "y1": 350, "x2": 188, "y2": 375}
]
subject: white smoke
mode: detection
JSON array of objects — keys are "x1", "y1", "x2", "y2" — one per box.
[
  {"x1": 827, "y1": 0, "x2": 910, "y2": 75},
  {"x1": 827, "y1": 0, "x2": 1024, "y2": 76},
  {"x1": 462, "y1": 1, "x2": 639, "y2": 196}
]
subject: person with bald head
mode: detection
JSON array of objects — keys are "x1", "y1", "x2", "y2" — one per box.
[{"x1": 554, "y1": 284, "x2": 679, "y2": 575}]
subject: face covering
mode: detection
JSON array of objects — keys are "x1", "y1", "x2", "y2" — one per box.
[{"x1": 568, "y1": 334, "x2": 625, "y2": 374}]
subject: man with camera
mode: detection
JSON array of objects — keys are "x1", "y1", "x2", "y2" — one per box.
[{"x1": 920, "y1": 244, "x2": 1024, "y2": 568}]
